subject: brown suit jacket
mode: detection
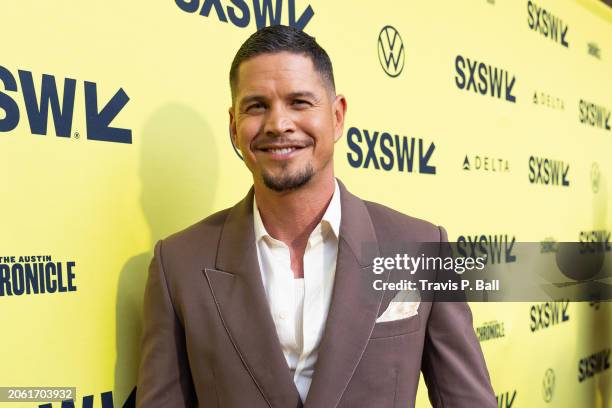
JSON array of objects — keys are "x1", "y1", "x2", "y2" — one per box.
[{"x1": 136, "y1": 179, "x2": 497, "y2": 408}]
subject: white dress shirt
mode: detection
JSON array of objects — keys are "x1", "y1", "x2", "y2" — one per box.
[{"x1": 253, "y1": 180, "x2": 341, "y2": 403}]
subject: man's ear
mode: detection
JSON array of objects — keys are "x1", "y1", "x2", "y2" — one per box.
[
  {"x1": 229, "y1": 106, "x2": 238, "y2": 149},
  {"x1": 332, "y1": 94, "x2": 347, "y2": 143}
]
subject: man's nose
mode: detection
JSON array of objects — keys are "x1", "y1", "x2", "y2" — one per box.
[{"x1": 264, "y1": 104, "x2": 296, "y2": 137}]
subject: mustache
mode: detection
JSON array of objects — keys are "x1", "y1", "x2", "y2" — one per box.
[{"x1": 252, "y1": 137, "x2": 314, "y2": 150}]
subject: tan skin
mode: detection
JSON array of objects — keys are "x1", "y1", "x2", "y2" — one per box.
[{"x1": 229, "y1": 52, "x2": 347, "y2": 278}]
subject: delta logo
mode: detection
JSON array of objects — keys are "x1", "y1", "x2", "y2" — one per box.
[
  {"x1": 174, "y1": 0, "x2": 314, "y2": 30},
  {"x1": 0, "y1": 65, "x2": 131, "y2": 144},
  {"x1": 533, "y1": 91, "x2": 564, "y2": 111},
  {"x1": 463, "y1": 155, "x2": 509, "y2": 173}
]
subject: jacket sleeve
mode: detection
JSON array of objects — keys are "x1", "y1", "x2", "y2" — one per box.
[
  {"x1": 421, "y1": 226, "x2": 497, "y2": 408},
  {"x1": 136, "y1": 240, "x2": 197, "y2": 407}
]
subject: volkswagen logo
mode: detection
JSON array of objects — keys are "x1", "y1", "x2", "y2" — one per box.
[
  {"x1": 377, "y1": 25, "x2": 405, "y2": 77},
  {"x1": 591, "y1": 162, "x2": 600, "y2": 193},
  {"x1": 542, "y1": 368, "x2": 555, "y2": 403}
]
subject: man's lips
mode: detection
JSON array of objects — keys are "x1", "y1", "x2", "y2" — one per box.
[
  {"x1": 254, "y1": 144, "x2": 310, "y2": 158},
  {"x1": 255, "y1": 142, "x2": 310, "y2": 159}
]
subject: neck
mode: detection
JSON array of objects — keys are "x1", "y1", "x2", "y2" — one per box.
[{"x1": 253, "y1": 171, "x2": 335, "y2": 249}]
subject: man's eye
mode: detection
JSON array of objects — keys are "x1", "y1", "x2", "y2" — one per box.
[
  {"x1": 247, "y1": 103, "x2": 265, "y2": 112},
  {"x1": 292, "y1": 99, "x2": 311, "y2": 107}
]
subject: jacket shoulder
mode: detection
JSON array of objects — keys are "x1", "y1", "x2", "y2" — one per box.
[
  {"x1": 362, "y1": 200, "x2": 443, "y2": 243},
  {"x1": 158, "y1": 207, "x2": 231, "y2": 265}
]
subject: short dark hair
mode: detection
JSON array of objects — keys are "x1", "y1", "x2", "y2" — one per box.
[{"x1": 229, "y1": 25, "x2": 336, "y2": 103}]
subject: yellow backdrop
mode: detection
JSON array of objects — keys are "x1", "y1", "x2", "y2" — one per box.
[{"x1": 1, "y1": 0, "x2": 611, "y2": 406}]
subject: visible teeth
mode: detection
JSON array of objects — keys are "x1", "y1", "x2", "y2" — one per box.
[{"x1": 269, "y1": 147, "x2": 295, "y2": 154}]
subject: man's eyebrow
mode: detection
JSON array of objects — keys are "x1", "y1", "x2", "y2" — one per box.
[{"x1": 286, "y1": 91, "x2": 317, "y2": 100}]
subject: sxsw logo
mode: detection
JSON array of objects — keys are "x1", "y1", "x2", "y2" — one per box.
[
  {"x1": 346, "y1": 126, "x2": 435, "y2": 174},
  {"x1": 528, "y1": 156, "x2": 570, "y2": 186},
  {"x1": 456, "y1": 234, "x2": 517, "y2": 264},
  {"x1": 38, "y1": 388, "x2": 134, "y2": 408},
  {"x1": 578, "y1": 348, "x2": 611, "y2": 383},
  {"x1": 463, "y1": 155, "x2": 509, "y2": 173},
  {"x1": 496, "y1": 390, "x2": 517, "y2": 408},
  {"x1": 174, "y1": 0, "x2": 314, "y2": 30},
  {"x1": 454, "y1": 55, "x2": 516, "y2": 103},
  {"x1": 579, "y1": 99, "x2": 611, "y2": 132},
  {"x1": 529, "y1": 300, "x2": 570, "y2": 332},
  {"x1": 377, "y1": 25, "x2": 405, "y2": 77},
  {"x1": 527, "y1": 1, "x2": 569, "y2": 48},
  {"x1": 0, "y1": 65, "x2": 131, "y2": 144},
  {"x1": 579, "y1": 230, "x2": 611, "y2": 253}
]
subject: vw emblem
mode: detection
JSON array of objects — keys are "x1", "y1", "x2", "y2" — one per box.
[
  {"x1": 542, "y1": 368, "x2": 555, "y2": 403},
  {"x1": 377, "y1": 25, "x2": 405, "y2": 77},
  {"x1": 591, "y1": 162, "x2": 600, "y2": 193}
]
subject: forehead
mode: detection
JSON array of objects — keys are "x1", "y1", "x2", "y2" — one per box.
[{"x1": 235, "y1": 52, "x2": 325, "y2": 97}]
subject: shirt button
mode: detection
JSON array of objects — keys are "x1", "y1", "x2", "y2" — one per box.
[{"x1": 278, "y1": 312, "x2": 287, "y2": 320}]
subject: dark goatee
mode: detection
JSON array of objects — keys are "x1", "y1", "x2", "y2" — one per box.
[{"x1": 262, "y1": 164, "x2": 314, "y2": 192}]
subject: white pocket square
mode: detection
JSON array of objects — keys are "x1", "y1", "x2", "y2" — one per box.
[{"x1": 376, "y1": 289, "x2": 421, "y2": 323}]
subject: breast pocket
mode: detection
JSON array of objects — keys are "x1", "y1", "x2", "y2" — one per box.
[{"x1": 370, "y1": 314, "x2": 421, "y2": 339}]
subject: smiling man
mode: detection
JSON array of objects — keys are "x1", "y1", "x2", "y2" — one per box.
[{"x1": 136, "y1": 25, "x2": 496, "y2": 408}]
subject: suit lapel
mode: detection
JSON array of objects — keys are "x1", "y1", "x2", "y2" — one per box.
[
  {"x1": 304, "y1": 180, "x2": 387, "y2": 408},
  {"x1": 203, "y1": 188, "x2": 302, "y2": 408}
]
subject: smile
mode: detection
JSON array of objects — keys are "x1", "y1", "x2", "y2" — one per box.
[
  {"x1": 266, "y1": 147, "x2": 298, "y2": 154},
  {"x1": 256, "y1": 144, "x2": 309, "y2": 159}
]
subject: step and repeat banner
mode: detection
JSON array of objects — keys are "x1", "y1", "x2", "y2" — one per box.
[{"x1": 1, "y1": 0, "x2": 611, "y2": 406}]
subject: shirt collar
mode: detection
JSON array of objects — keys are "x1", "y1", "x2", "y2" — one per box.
[{"x1": 253, "y1": 178, "x2": 341, "y2": 242}]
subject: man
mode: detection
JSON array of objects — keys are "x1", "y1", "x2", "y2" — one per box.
[{"x1": 136, "y1": 25, "x2": 496, "y2": 407}]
